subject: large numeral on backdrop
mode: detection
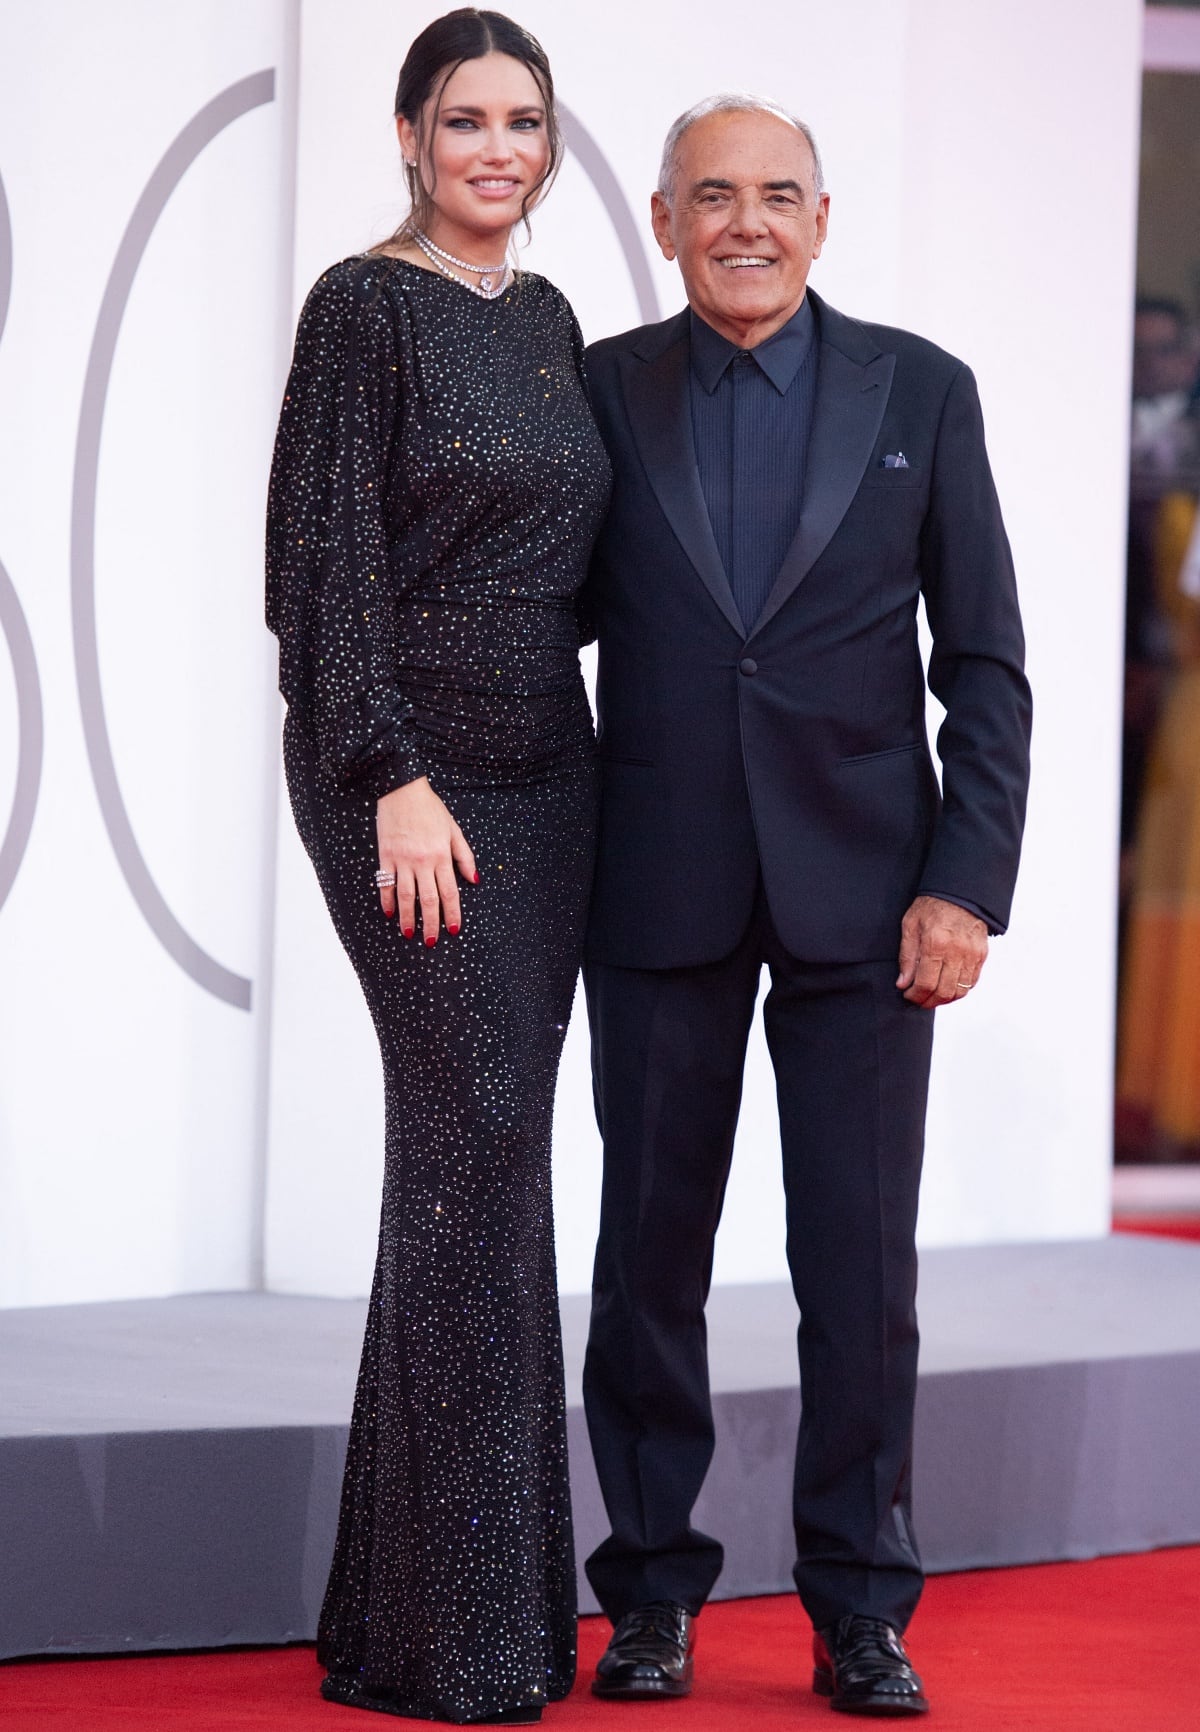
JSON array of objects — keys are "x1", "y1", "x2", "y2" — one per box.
[
  {"x1": 57, "y1": 77, "x2": 648, "y2": 989},
  {"x1": 0, "y1": 168, "x2": 45, "y2": 918},
  {"x1": 70, "y1": 72, "x2": 275, "y2": 1012},
  {"x1": 559, "y1": 105, "x2": 660, "y2": 325}
]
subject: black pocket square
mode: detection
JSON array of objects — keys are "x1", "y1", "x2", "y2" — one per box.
[{"x1": 879, "y1": 452, "x2": 909, "y2": 469}]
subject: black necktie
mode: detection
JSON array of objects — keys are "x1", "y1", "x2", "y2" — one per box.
[{"x1": 728, "y1": 352, "x2": 766, "y2": 630}]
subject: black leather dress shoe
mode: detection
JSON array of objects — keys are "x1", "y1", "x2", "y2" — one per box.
[
  {"x1": 813, "y1": 1615, "x2": 929, "y2": 1716},
  {"x1": 592, "y1": 1600, "x2": 695, "y2": 1699}
]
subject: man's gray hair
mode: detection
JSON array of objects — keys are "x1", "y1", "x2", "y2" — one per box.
[{"x1": 657, "y1": 93, "x2": 825, "y2": 206}]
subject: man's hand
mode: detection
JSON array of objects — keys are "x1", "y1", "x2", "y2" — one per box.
[{"x1": 896, "y1": 895, "x2": 988, "y2": 1008}]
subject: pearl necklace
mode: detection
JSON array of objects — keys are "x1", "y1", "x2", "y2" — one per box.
[{"x1": 414, "y1": 230, "x2": 511, "y2": 299}]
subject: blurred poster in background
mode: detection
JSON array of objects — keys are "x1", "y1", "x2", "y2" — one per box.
[{"x1": 1118, "y1": 27, "x2": 1200, "y2": 1164}]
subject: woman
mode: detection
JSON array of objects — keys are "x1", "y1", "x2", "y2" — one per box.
[{"x1": 265, "y1": 11, "x2": 610, "y2": 1723}]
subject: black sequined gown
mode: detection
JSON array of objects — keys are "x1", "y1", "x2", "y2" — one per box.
[{"x1": 266, "y1": 256, "x2": 611, "y2": 1724}]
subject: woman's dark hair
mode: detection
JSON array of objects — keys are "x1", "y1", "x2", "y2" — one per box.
[{"x1": 373, "y1": 9, "x2": 561, "y2": 255}]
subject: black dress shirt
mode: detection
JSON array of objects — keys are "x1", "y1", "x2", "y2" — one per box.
[{"x1": 689, "y1": 297, "x2": 818, "y2": 632}]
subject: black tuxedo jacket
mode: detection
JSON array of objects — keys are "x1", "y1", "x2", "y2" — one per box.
[{"x1": 582, "y1": 292, "x2": 1032, "y2": 969}]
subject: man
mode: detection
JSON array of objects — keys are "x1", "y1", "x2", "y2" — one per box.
[
  {"x1": 1130, "y1": 295, "x2": 1199, "y2": 476},
  {"x1": 1123, "y1": 297, "x2": 1198, "y2": 997},
  {"x1": 580, "y1": 96, "x2": 1031, "y2": 1718}
]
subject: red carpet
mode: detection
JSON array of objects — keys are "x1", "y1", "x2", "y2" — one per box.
[
  {"x1": 1113, "y1": 1214, "x2": 1200, "y2": 1242},
  {"x1": 1, "y1": 1548, "x2": 1197, "y2": 1730}
]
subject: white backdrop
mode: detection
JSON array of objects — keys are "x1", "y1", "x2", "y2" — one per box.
[
  {"x1": 0, "y1": 0, "x2": 296, "y2": 1305},
  {"x1": 0, "y1": 0, "x2": 1140, "y2": 1307}
]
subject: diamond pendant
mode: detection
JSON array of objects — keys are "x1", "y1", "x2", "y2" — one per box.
[{"x1": 479, "y1": 274, "x2": 494, "y2": 293}]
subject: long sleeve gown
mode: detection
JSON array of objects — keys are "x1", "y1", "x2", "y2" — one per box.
[{"x1": 266, "y1": 254, "x2": 611, "y2": 1724}]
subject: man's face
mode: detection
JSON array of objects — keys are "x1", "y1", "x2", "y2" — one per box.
[
  {"x1": 1133, "y1": 309, "x2": 1195, "y2": 399},
  {"x1": 651, "y1": 109, "x2": 829, "y2": 349}
]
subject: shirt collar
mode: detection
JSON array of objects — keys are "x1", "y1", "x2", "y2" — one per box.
[{"x1": 689, "y1": 296, "x2": 816, "y2": 396}]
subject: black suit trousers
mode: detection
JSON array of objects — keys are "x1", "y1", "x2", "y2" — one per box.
[{"x1": 581, "y1": 888, "x2": 934, "y2": 1632}]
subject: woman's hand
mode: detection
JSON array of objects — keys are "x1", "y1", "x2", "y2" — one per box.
[{"x1": 376, "y1": 777, "x2": 477, "y2": 945}]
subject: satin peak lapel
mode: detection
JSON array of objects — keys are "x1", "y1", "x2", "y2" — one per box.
[
  {"x1": 750, "y1": 341, "x2": 895, "y2": 639},
  {"x1": 621, "y1": 336, "x2": 745, "y2": 638}
]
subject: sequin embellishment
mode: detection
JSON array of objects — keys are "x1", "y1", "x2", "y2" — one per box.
[{"x1": 267, "y1": 256, "x2": 612, "y2": 1723}]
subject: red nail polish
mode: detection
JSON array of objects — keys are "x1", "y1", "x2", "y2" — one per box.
[
  {"x1": 403, "y1": 927, "x2": 414, "y2": 939},
  {"x1": 473, "y1": 870, "x2": 480, "y2": 885},
  {"x1": 448, "y1": 924, "x2": 460, "y2": 936},
  {"x1": 425, "y1": 935, "x2": 437, "y2": 948}
]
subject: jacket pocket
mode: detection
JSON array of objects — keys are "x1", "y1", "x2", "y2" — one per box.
[
  {"x1": 859, "y1": 467, "x2": 924, "y2": 491},
  {"x1": 839, "y1": 741, "x2": 923, "y2": 767}
]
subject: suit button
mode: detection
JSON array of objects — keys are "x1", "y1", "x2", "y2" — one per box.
[{"x1": 738, "y1": 657, "x2": 758, "y2": 676}]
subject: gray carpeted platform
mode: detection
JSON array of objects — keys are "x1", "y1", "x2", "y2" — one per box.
[{"x1": 2, "y1": 1236, "x2": 1198, "y2": 1658}]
